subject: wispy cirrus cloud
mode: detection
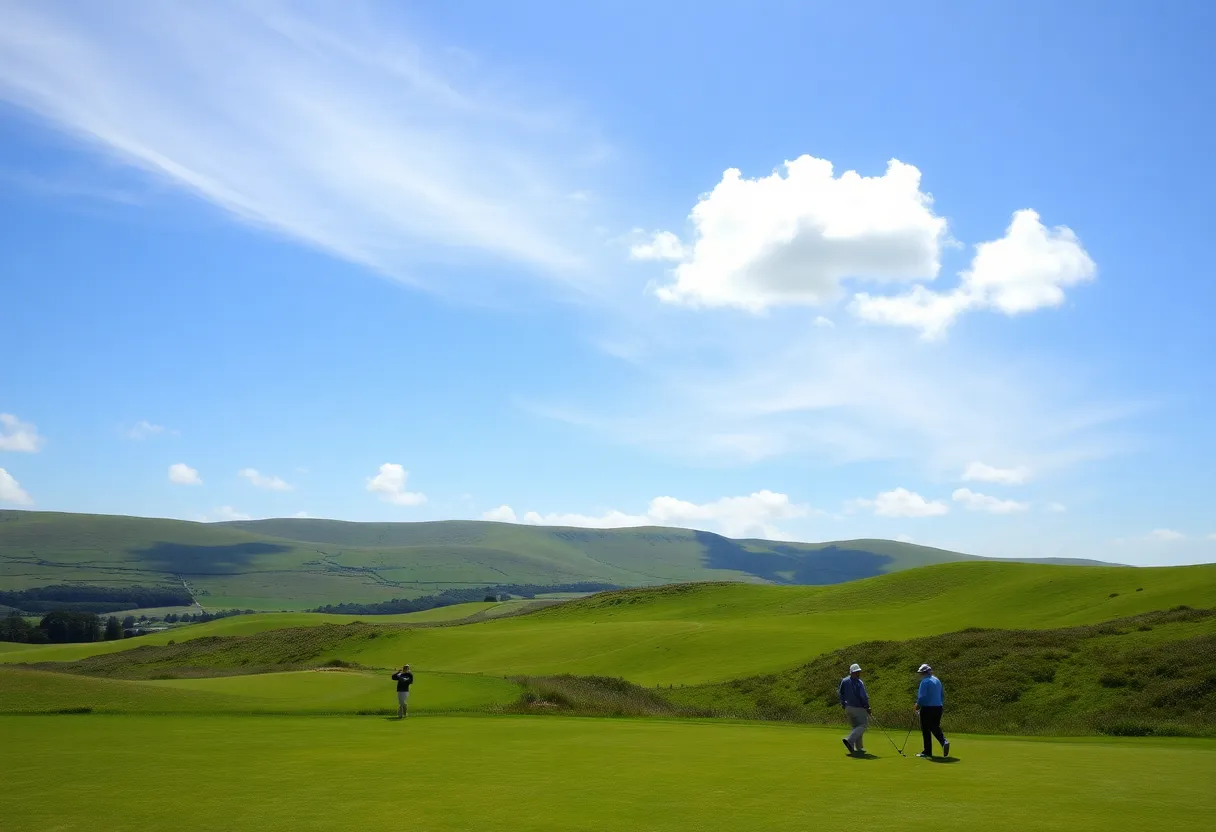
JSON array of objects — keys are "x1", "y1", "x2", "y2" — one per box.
[{"x1": 0, "y1": 0, "x2": 607, "y2": 297}]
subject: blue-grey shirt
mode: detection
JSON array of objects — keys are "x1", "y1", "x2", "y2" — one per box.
[{"x1": 838, "y1": 675, "x2": 870, "y2": 709}]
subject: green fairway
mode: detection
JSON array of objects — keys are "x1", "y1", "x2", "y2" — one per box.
[
  {"x1": 1, "y1": 714, "x2": 1211, "y2": 831},
  {"x1": 0, "y1": 666, "x2": 517, "y2": 714}
]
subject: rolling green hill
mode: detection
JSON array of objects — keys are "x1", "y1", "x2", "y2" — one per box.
[
  {"x1": 8, "y1": 561, "x2": 1214, "y2": 685},
  {"x1": 0, "y1": 509, "x2": 1114, "y2": 610}
]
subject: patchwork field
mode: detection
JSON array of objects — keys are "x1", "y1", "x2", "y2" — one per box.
[{"x1": 2, "y1": 714, "x2": 1212, "y2": 832}]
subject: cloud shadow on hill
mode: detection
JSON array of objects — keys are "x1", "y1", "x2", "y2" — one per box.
[
  {"x1": 697, "y1": 532, "x2": 893, "y2": 585},
  {"x1": 132, "y1": 541, "x2": 292, "y2": 574}
]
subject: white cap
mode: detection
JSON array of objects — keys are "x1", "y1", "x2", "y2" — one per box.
[
  {"x1": 918, "y1": 663, "x2": 932, "y2": 673},
  {"x1": 849, "y1": 663, "x2": 862, "y2": 673}
]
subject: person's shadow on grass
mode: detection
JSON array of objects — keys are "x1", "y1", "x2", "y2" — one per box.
[
  {"x1": 848, "y1": 752, "x2": 880, "y2": 760},
  {"x1": 926, "y1": 756, "x2": 960, "y2": 763}
]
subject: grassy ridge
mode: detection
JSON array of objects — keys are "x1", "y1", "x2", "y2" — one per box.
[
  {"x1": 6, "y1": 562, "x2": 1215, "y2": 686},
  {"x1": 663, "y1": 607, "x2": 1216, "y2": 736},
  {"x1": 1, "y1": 509, "x2": 1085, "y2": 609}
]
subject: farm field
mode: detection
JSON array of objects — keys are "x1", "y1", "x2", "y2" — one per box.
[{"x1": 1, "y1": 714, "x2": 1213, "y2": 832}]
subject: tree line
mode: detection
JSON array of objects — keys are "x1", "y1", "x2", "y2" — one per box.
[
  {"x1": 310, "y1": 582, "x2": 622, "y2": 615},
  {"x1": 0, "y1": 607, "x2": 255, "y2": 644},
  {"x1": 0, "y1": 584, "x2": 193, "y2": 614}
]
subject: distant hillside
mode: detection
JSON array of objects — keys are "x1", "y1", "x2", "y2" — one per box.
[{"x1": 0, "y1": 510, "x2": 1113, "y2": 610}]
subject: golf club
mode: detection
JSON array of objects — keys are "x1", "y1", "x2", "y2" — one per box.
[
  {"x1": 901, "y1": 710, "x2": 919, "y2": 755},
  {"x1": 869, "y1": 712, "x2": 908, "y2": 757}
]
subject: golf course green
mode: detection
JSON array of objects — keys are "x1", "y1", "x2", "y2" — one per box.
[{"x1": 2, "y1": 714, "x2": 1212, "y2": 831}]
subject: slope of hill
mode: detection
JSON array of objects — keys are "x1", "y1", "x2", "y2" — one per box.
[
  {"x1": 0, "y1": 509, "x2": 1098, "y2": 609},
  {"x1": 7, "y1": 561, "x2": 1214, "y2": 686}
]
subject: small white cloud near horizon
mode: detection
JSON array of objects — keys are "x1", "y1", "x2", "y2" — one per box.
[
  {"x1": 952, "y1": 487, "x2": 1030, "y2": 514},
  {"x1": 1149, "y1": 528, "x2": 1185, "y2": 542},
  {"x1": 0, "y1": 413, "x2": 44, "y2": 453},
  {"x1": 485, "y1": 490, "x2": 809, "y2": 539},
  {"x1": 852, "y1": 487, "x2": 949, "y2": 518},
  {"x1": 649, "y1": 156, "x2": 948, "y2": 312},
  {"x1": 239, "y1": 468, "x2": 293, "y2": 491},
  {"x1": 168, "y1": 463, "x2": 202, "y2": 486},
  {"x1": 896, "y1": 533, "x2": 915, "y2": 543},
  {"x1": 629, "y1": 230, "x2": 687, "y2": 262},
  {"x1": 960, "y1": 461, "x2": 1031, "y2": 485},
  {"x1": 293, "y1": 511, "x2": 310, "y2": 518},
  {"x1": 852, "y1": 209, "x2": 1096, "y2": 339},
  {"x1": 481, "y1": 505, "x2": 519, "y2": 523},
  {"x1": 196, "y1": 506, "x2": 251, "y2": 522},
  {"x1": 126, "y1": 420, "x2": 172, "y2": 440},
  {"x1": 0, "y1": 468, "x2": 33, "y2": 505},
  {"x1": 366, "y1": 463, "x2": 427, "y2": 506}
]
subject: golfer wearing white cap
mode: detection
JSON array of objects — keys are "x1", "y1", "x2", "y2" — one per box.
[
  {"x1": 914, "y1": 663, "x2": 949, "y2": 758},
  {"x1": 838, "y1": 663, "x2": 870, "y2": 754}
]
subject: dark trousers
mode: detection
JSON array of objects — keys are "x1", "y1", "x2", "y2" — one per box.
[{"x1": 920, "y1": 706, "x2": 946, "y2": 754}]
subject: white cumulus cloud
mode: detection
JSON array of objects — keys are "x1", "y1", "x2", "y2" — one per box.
[
  {"x1": 629, "y1": 230, "x2": 687, "y2": 262},
  {"x1": 0, "y1": 413, "x2": 44, "y2": 452},
  {"x1": 168, "y1": 463, "x2": 202, "y2": 485},
  {"x1": 489, "y1": 490, "x2": 809, "y2": 539},
  {"x1": 961, "y1": 461, "x2": 1031, "y2": 485},
  {"x1": 366, "y1": 463, "x2": 426, "y2": 506},
  {"x1": 0, "y1": 468, "x2": 33, "y2": 505},
  {"x1": 853, "y1": 487, "x2": 949, "y2": 518},
  {"x1": 852, "y1": 209, "x2": 1096, "y2": 339},
  {"x1": 951, "y1": 488, "x2": 1029, "y2": 514},
  {"x1": 239, "y1": 468, "x2": 293, "y2": 491},
  {"x1": 126, "y1": 420, "x2": 168, "y2": 439},
  {"x1": 649, "y1": 156, "x2": 948, "y2": 312},
  {"x1": 210, "y1": 505, "x2": 251, "y2": 522},
  {"x1": 481, "y1": 505, "x2": 519, "y2": 523}
]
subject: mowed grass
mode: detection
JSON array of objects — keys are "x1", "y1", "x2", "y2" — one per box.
[
  {"x1": 1, "y1": 714, "x2": 1212, "y2": 831},
  {"x1": 0, "y1": 666, "x2": 517, "y2": 714},
  {"x1": 6, "y1": 562, "x2": 1215, "y2": 686}
]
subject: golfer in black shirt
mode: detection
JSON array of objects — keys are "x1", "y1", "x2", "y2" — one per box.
[{"x1": 392, "y1": 664, "x2": 414, "y2": 718}]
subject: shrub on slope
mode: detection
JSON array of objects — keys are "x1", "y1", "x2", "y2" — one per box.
[{"x1": 663, "y1": 607, "x2": 1216, "y2": 737}]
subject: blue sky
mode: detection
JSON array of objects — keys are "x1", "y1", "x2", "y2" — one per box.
[{"x1": 1, "y1": 0, "x2": 1213, "y2": 565}]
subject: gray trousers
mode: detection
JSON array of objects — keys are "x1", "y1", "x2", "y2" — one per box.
[
  {"x1": 845, "y1": 706, "x2": 869, "y2": 749},
  {"x1": 397, "y1": 690, "x2": 409, "y2": 717}
]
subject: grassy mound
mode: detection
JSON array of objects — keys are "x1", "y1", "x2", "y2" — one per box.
[
  {"x1": 664, "y1": 607, "x2": 1216, "y2": 736},
  {"x1": 7, "y1": 561, "x2": 1216, "y2": 688}
]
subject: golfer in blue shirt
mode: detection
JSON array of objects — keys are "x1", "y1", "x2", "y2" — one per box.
[
  {"x1": 838, "y1": 663, "x2": 870, "y2": 754},
  {"x1": 914, "y1": 663, "x2": 950, "y2": 758}
]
